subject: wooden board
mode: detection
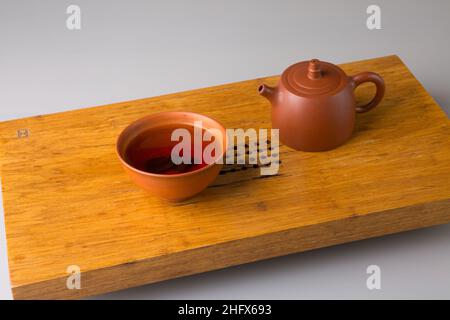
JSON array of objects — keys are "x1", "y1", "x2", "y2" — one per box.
[{"x1": 1, "y1": 55, "x2": 449, "y2": 299}]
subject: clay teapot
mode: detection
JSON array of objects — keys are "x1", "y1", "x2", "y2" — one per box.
[{"x1": 259, "y1": 59, "x2": 385, "y2": 151}]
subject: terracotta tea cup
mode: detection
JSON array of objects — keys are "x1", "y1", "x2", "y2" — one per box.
[{"x1": 116, "y1": 112, "x2": 227, "y2": 201}]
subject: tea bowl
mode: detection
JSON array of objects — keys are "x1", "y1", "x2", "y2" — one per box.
[{"x1": 116, "y1": 111, "x2": 227, "y2": 202}]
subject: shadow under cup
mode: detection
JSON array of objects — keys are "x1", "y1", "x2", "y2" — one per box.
[{"x1": 116, "y1": 112, "x2": 227, "y2": 201}]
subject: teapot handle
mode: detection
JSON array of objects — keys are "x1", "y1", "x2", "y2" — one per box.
[{"x1": 350, "y1": 72, "x2": 385, "y2": 113}]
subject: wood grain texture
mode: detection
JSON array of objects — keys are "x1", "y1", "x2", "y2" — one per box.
[{"x1": 1, "y1": 55, "x2": 449, "y2": 299}]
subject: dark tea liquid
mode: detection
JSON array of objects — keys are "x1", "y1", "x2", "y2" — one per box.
[{"x1": 125, "y1": 125, "x2": 216, "y2": 175}]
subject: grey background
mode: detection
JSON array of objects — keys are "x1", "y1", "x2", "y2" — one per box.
[{"x1": 0, "y1": 0, "x2": 449, "y2": 299}]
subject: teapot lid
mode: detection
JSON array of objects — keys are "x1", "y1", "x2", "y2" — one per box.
[{"x1": 281, "y1": 59, "x2": 347, "y2": 96}]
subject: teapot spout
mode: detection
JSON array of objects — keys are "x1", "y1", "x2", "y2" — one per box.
[{"x1": 258, "y1": 84, "x2": 277, "y2": 104}]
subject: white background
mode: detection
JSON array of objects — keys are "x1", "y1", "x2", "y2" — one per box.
[{"x1": 1, "y1": 0, "x2": 449, "y2": 299}]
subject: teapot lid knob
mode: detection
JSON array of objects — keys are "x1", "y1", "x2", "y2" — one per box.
[
  {"x1": 307, "y1": 59, "x2": 322, "y2": 80},
  {"x1": 281, "y1": 58, "x2": 347, "y2": 96}
]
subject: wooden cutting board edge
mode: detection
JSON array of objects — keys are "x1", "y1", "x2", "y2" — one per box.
[{"x1": 10, "y1": 197, "x2": 450, "y2": 299}]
